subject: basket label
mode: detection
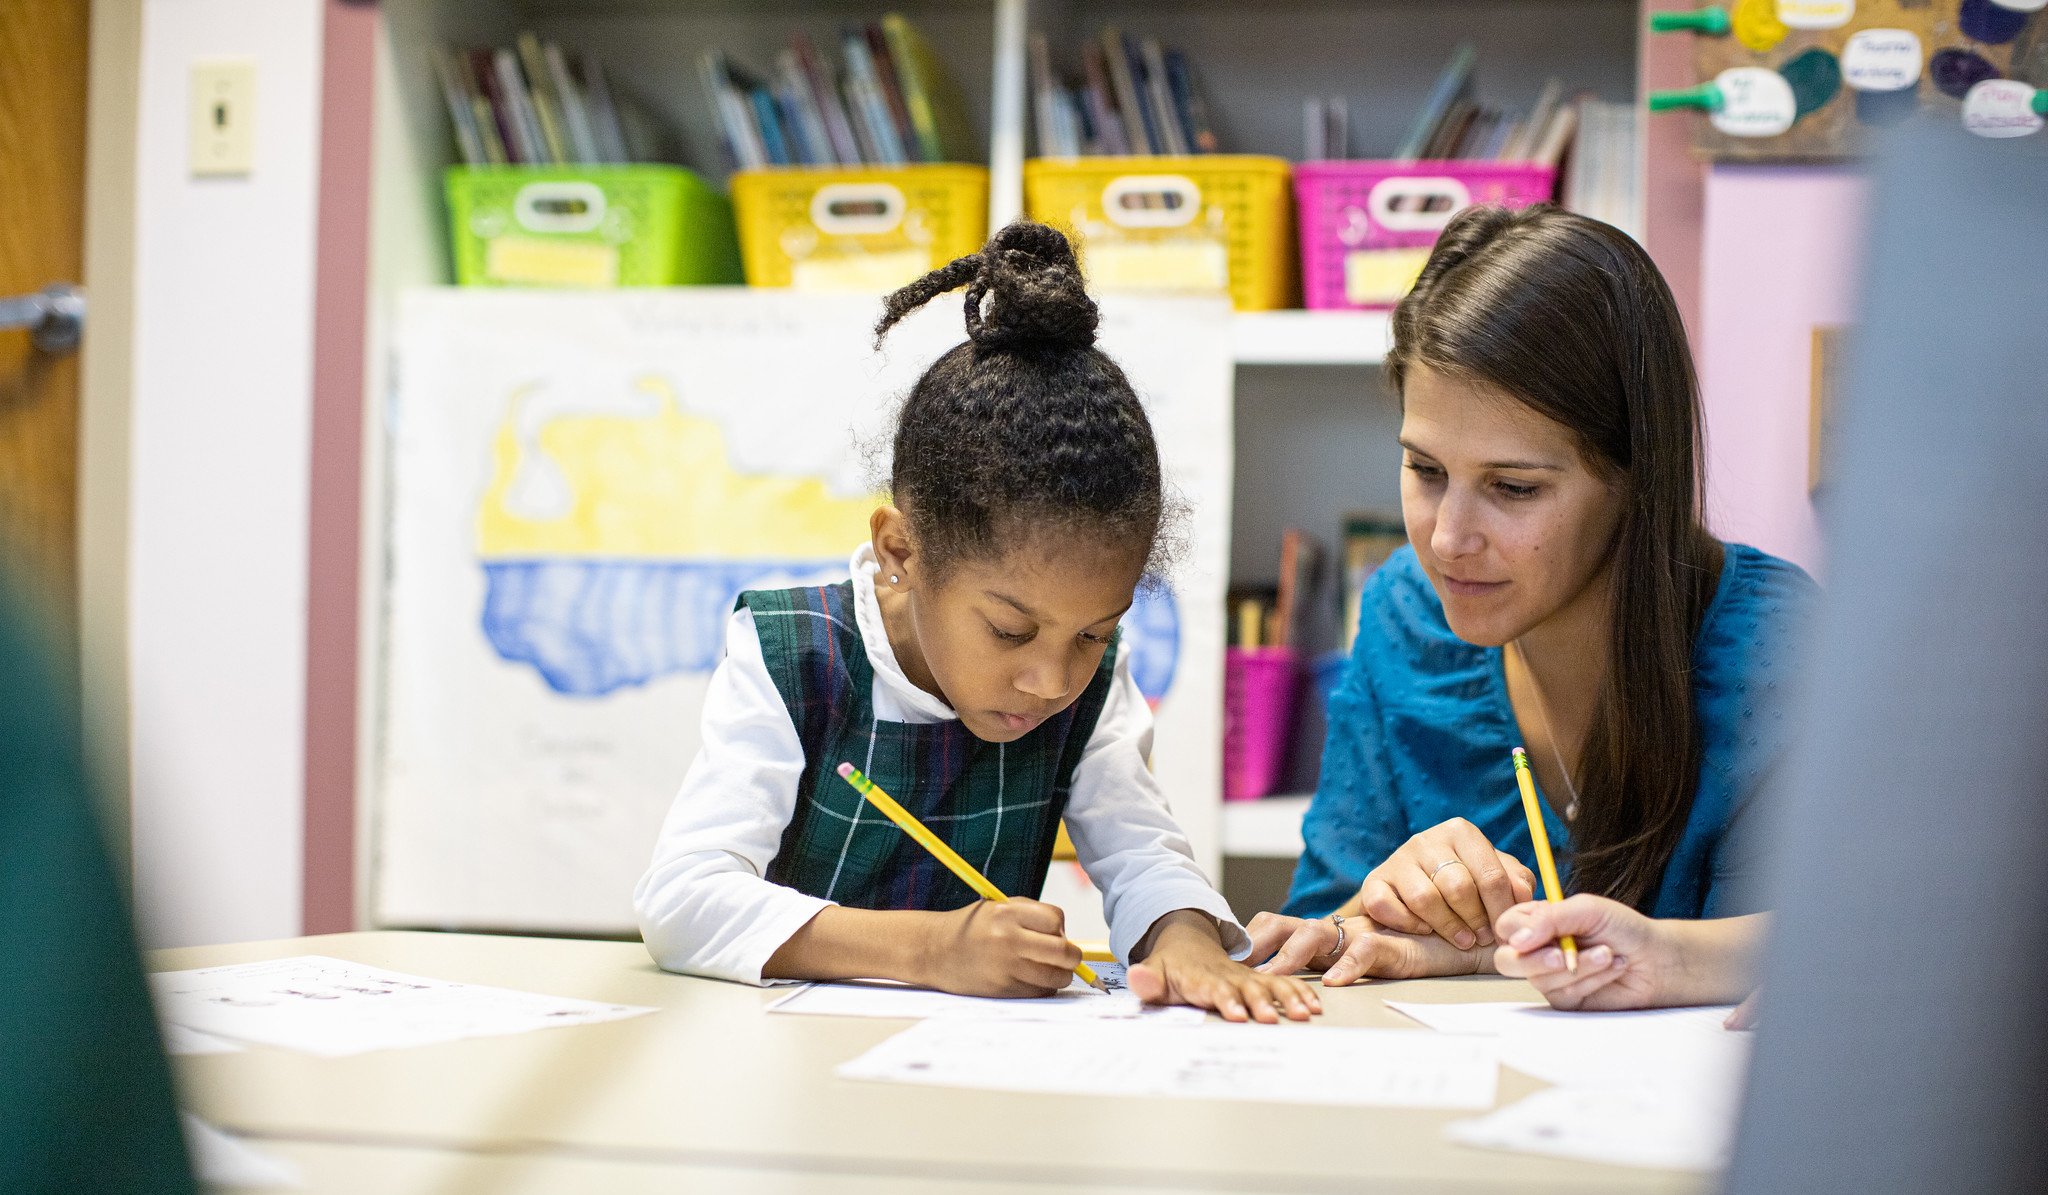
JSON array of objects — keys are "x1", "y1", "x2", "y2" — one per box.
[
  {"x1": 1344, "y1": 248, "x2": 1432, "y2": 307},
  {"x1": 484, "y1": 236, "x2": 619, "y2": 288},
  {"x1": 790, "y1": 248, "x2": 932, "y2": 292},
  {"x1": 1084, "y1": 238, "x2": 1228, "y2": 292}
]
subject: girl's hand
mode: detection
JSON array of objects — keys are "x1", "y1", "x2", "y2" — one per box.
[
  {"x1": 1251, "y1": 913, "x2": 1490, "y2": 985},
  {"x1": 1490, "y1": 894, "x2": 1672, "y2": 1011},
  {"x1": 919, "y1": 899, "x2": 1085, "y2": 998},
  {"x1": 1357, "y1": 818, "x2": 1537, "y2": 950},
  {"x1": 1130, "y1": 912, "x2": 1321, "y2": 1023}
]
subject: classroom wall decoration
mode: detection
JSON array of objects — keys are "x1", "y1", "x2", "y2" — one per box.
[
  {"x1": 378, "y1": 289, "x2": 1234, "y2": 934},
  {"x1": 1651, "y1": 0, "x2": 2048, "y2": 159}
]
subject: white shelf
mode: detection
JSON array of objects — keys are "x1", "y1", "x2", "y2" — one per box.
[
  {"x1": 1231, "y1": 310, "x2": 1391, "y2": 367},
  {"x1": 1221, "y1": 793, "x2": 1312, "y2": 859}
]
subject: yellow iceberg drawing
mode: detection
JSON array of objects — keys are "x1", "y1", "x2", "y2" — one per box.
[{"x1": 477, "y1": 376, "x2": 878, "y2": 560}]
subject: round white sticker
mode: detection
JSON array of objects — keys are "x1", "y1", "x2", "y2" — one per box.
[
  {"x1": 1777, "y1": 0, "x2": 1855, "y2": 29},
  {"x1": 1712, "y1": 68, "x2": 1799, "y2": 138},
  {"x1": 1842, "y1": 29, "x2": 1923, "y2": 92},
  {"x1": 1962, "y1": 80, "x2": 2045, "y2": 138}
]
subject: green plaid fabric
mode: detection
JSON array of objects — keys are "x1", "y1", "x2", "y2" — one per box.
[{"x1": 742, "y1": 581, "x2": 1117, "y2": 910}]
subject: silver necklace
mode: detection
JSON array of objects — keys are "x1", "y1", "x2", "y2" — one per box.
[{"x1": 1511, "y1": 640, "x2": 1582, "y2": 822}]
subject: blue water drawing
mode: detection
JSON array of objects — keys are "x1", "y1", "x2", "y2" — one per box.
[{"x1": 482, "y1": 559, "x2": 1182, "y2": 704}]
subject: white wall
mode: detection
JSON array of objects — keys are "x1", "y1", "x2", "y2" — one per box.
[{"x1": 128, "y1": 0, "x2": 325, "y2": 947}]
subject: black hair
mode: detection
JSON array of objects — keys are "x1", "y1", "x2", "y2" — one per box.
[{"x1": 873, "y1": 221, "x2": 1175, "y2": 580}]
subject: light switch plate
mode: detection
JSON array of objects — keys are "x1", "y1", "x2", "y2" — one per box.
[{"x1": 190, "y1": 60, "x2": 255, "y2": 177}]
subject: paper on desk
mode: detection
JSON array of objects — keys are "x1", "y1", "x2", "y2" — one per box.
[
  {"x1": 1388, "y1": 1000, "x2": 1750, "y2": 1171},
  {"x1": 839, "y1": 1020, "x2": 1500, "y2": 1108},
  {"x1": 180, "y1": 1114, "x2": 303, "y2": 1189},
  {"x1": 1446, "y1": 1082, "x2": 1741, "y2": 1172},
  {"x1": 162, "y1": 1022, "x2": 245, "y2": 1056},
  {"x1": 1384, "y1": 1001, "x2": 1748, "y2": 1090},
  {"x1": 769, "y1": 967, "x2": 1201, "y2": 1025},
  {"x1": 150, "y1": 956, "x2": 654, "y2": 1057}
]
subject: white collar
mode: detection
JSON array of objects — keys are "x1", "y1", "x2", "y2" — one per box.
[{"x1": 848, "y1": 543, "x2": 958, "y2": 722}]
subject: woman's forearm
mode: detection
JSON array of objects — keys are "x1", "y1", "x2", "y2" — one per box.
[{"x1": 1664, "y1": 913, "x2": 1769, "y2": 1006}]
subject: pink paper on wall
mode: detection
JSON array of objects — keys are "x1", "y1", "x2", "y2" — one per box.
[{"x1": 1698, "y1": 164, "x2": 1868, "y2": 576}]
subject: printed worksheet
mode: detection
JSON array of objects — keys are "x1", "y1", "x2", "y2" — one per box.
[
  {"x1": 768, "y1": 964, "x2": 1201, "y2": 1025},
  {"x1": 839, "y1": 1020, "x2": 1500, "y2": 1108},
  {"x1": 150, "y1": 956, "x2": 654, "y2": 1057},
  {"x1": 1384, "y1": 1000, "x2": 1747, "y2": 1089},
  {"x1": 1446, "y1": 1082, "x2": 1741, "y2": 1171},
  {"x1": 161, "y1": 1022, "x2": 245, "y2": 1056}
]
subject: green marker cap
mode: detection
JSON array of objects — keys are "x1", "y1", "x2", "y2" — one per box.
[
  {"x1": 2033, "y1": 90, "x2": 2047, "y2": 117},
  {"x1": 1647, "y1": 83, "x2": 1726, "y2": 113},
  {"x1": 1650, "y1": 7, "x2": 1732, "y2": 37}
]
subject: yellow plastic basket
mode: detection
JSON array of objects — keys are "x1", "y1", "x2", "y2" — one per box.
[
  {"x1": 731, "y1": 164, "x2": 990, "y2": 292},
  {"x1": 1024, "y1": 155, "x2": 1296, "y2": 311}
]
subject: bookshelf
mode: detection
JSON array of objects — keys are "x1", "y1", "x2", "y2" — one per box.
[{"x1": 362, "y1": 0, "x2": 1646, "y2": 919}]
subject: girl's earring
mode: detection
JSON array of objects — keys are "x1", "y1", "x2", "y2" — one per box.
[{"x1": 889, "y1": 574, "x2": 901, "y2": 585}]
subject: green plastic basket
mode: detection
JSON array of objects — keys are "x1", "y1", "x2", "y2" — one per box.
[{"x1": 445, "y1": 165, "x2": 743, "y2": 287}]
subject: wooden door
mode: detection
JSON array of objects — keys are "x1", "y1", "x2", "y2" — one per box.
[{"x1": 0, "y1": 0, "x2": 90, "y2": 624}]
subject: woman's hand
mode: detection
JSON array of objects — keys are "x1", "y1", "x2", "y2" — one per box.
[
  {"x1": 1356, "y1": 818, "x2": 1538, "y2": 950},
  {"x1": 1490, "y1": 895, "x2": 1675, "y2": 1011},
  {"x1": 1247, "y1": 912, "x2": 1490, "y2": 984},
  {"x1": 1493, "y1": 899, "x2": 1768, "y2": 1012},
  {"x1": 1129, "y1": 910, "x2": 1321, "y2": 1023}
]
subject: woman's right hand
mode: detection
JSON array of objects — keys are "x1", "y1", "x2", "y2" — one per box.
[
  {"x1": 1490, "y1": 894, "x2": 1671, "y2": 1011},
  {"x1": 1357, "y1": 818, "x2": 1537, "y2": 950},
  {"x1": 918, "y1": 899, "x2": 1083, "y2": 998}
]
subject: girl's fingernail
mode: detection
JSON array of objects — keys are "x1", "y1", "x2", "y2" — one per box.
[
  {"x1": 1544, "y1": 949, "x2": 1564, "y2": 969},
  {"x1": 1510, "y1": 928, "x2": 1536, "y2": 949},
  {"x1": 1454, "y1": 931, "x2": 1475, "y2": 949}
]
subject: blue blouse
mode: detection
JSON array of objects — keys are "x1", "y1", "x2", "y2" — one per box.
[{"x1": 1283, "y1": 543, "x2": 1817, "y2": 921}]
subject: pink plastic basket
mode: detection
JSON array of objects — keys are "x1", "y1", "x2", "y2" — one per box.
[
  {"x1": 1294, "y1": 161, "x2": 1556, "y2": 311},
  {"x1": 1223, "y1": 647, "x2": 1299, "y2": 802}
]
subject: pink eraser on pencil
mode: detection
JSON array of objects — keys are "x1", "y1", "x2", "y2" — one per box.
[{"x1": 836, "y1": 762, "x2": 854, "y2": 778}]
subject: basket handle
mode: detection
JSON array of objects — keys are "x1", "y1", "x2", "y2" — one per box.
[
  {"x1": 1101, "y1": 175, "x2": 1202, "y2": 229},
  {"x1": 514, "y1": 181, "x2": 607, "y2": 234},
  {"x1": 810, "y1": 183, "x2": 906, "y2": 235},
  {"x1": 1363, "y1": 176, "x2": 1473, "y2": 234}
]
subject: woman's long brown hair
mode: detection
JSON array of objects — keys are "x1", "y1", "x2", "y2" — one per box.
[{"x1": 1385, "y1": 205, "x2": 1723, "y2": 910}]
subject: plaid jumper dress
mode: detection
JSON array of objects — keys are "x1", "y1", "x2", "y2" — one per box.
[{"x1": 741, "y1": 581, "x2": 1118, "y2": 910}]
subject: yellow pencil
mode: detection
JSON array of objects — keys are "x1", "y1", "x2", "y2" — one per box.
[
  {"x1": 1510, "y1": 748, "x2": 1577, "y2": 972},
  {"x1": 836, "y1": 762, "x2": 1103, "y2": 990}
]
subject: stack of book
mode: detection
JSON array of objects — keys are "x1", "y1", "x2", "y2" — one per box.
[
  {"x1": 1563, "y1": 98, "x2": 1642, "y2": 241},
  {"x1": 435, "y1": 35, "x2": 653, "y2": 167},
  {"x1": 1028, "y1": 28, "x2": 1219, "y2": 158},
  {"x1": 1383, "y1": 47, "x2": 1580, "y2": 166},
  {"x1": 700, "y1": 16, "x2": 976, "y2": 171}
]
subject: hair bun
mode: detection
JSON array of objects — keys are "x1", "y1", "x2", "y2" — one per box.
[{"x1": 966, "y1": 222, "x2": 1099, "y2": 352}]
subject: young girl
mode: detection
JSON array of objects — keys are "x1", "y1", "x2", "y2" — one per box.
[
  {"x1": 1245, "y1": 204, "x2": 1815, "y2": 992},
  {"x1": 637, "y1": 223, "x2": 1316, "y2": 1023}
]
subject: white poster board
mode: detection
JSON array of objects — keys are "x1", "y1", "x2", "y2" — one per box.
[{"x1": 376, "y1": 288, "x2": 1233, "y2": 933}]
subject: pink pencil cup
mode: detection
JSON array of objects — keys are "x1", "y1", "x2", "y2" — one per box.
[
  {"x1": 1224, "y1": 647, "x2": 1298, "y2": 801},
  {"x1": 1293, "y1": 160, "x2": 1556, "y2": 311}
]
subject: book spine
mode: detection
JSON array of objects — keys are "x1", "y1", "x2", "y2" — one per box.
[
  {"x1": 579, "y1": 57, "x2": 629, "y2": 164},
  {"x1": 794, "y1": 34, "x2": 859, "y2": 166},
  {"x1": 543, "y1": 42, "x2": 600, "y2": 165},
  {"x1": 1081, "y1": 44, "x2": 1129, "y2": 156},
  {"x1": 1119, "y1": 33, "x2": 1163, "y2": 156},
  {"x1": 863, "y1": 24, "x2": 919, "y2": 162},
  {"x1": 434, "y1": 49, "x2": 486, "y2": 166},
  {"x1": 882, "y1": 15, "x2": 944, "y2": 164},
  {"x1": 1140, "y1": 38, "x2": 1188, "y2": 155},
  {"x1": 515, "y1": 33, "x2": 568, "y2": 164},
  {"x1": 844, "y1": 33, "x2": 906, "y2": 165},
  {"x1": 748, "y1": 85, "x2": 792, "y2": 167},
  {"x1": 1099, "y1": 27, "x2": 1151, "y2": 154},
  {"x1": 489, "y1": 49, "x2": 542, "y2": 164}
]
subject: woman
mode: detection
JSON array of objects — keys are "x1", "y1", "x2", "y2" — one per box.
[{"x1": 1247, "y1": 205, "x2": 1811, "y2": 1000}]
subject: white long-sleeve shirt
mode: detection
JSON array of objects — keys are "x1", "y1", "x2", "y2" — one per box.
[{"x1": 634, "y1": 544, "x2": 1247, "y2": 985}]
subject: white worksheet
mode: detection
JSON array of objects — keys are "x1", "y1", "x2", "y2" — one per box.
[
  {"x1": 1388, "y1": 1000, "x2": 1751, "y2": 1170},
  {"x1": 161, "y1": 1022, "x2": 245, "y2": 1056},
  {"x1": 768, "y1": 965, "x2": 1201, "y2": 1025},
  {"x1": 150, "y1": 956, "x2": 654, "y2": 1057},
  {"x1": 1384, "y1": 1001, "x2": 1747, "y2": 1089},
  {"x1": 180, "y1": 1114, "x2": 303, "y2": 1189},
  {"x1": 839, "y1": 1020, "x2": 1500, "y2": 1109},
  {"x1": 1446, "y1": 1082, "x2": 1741, "y2": 1172}
]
